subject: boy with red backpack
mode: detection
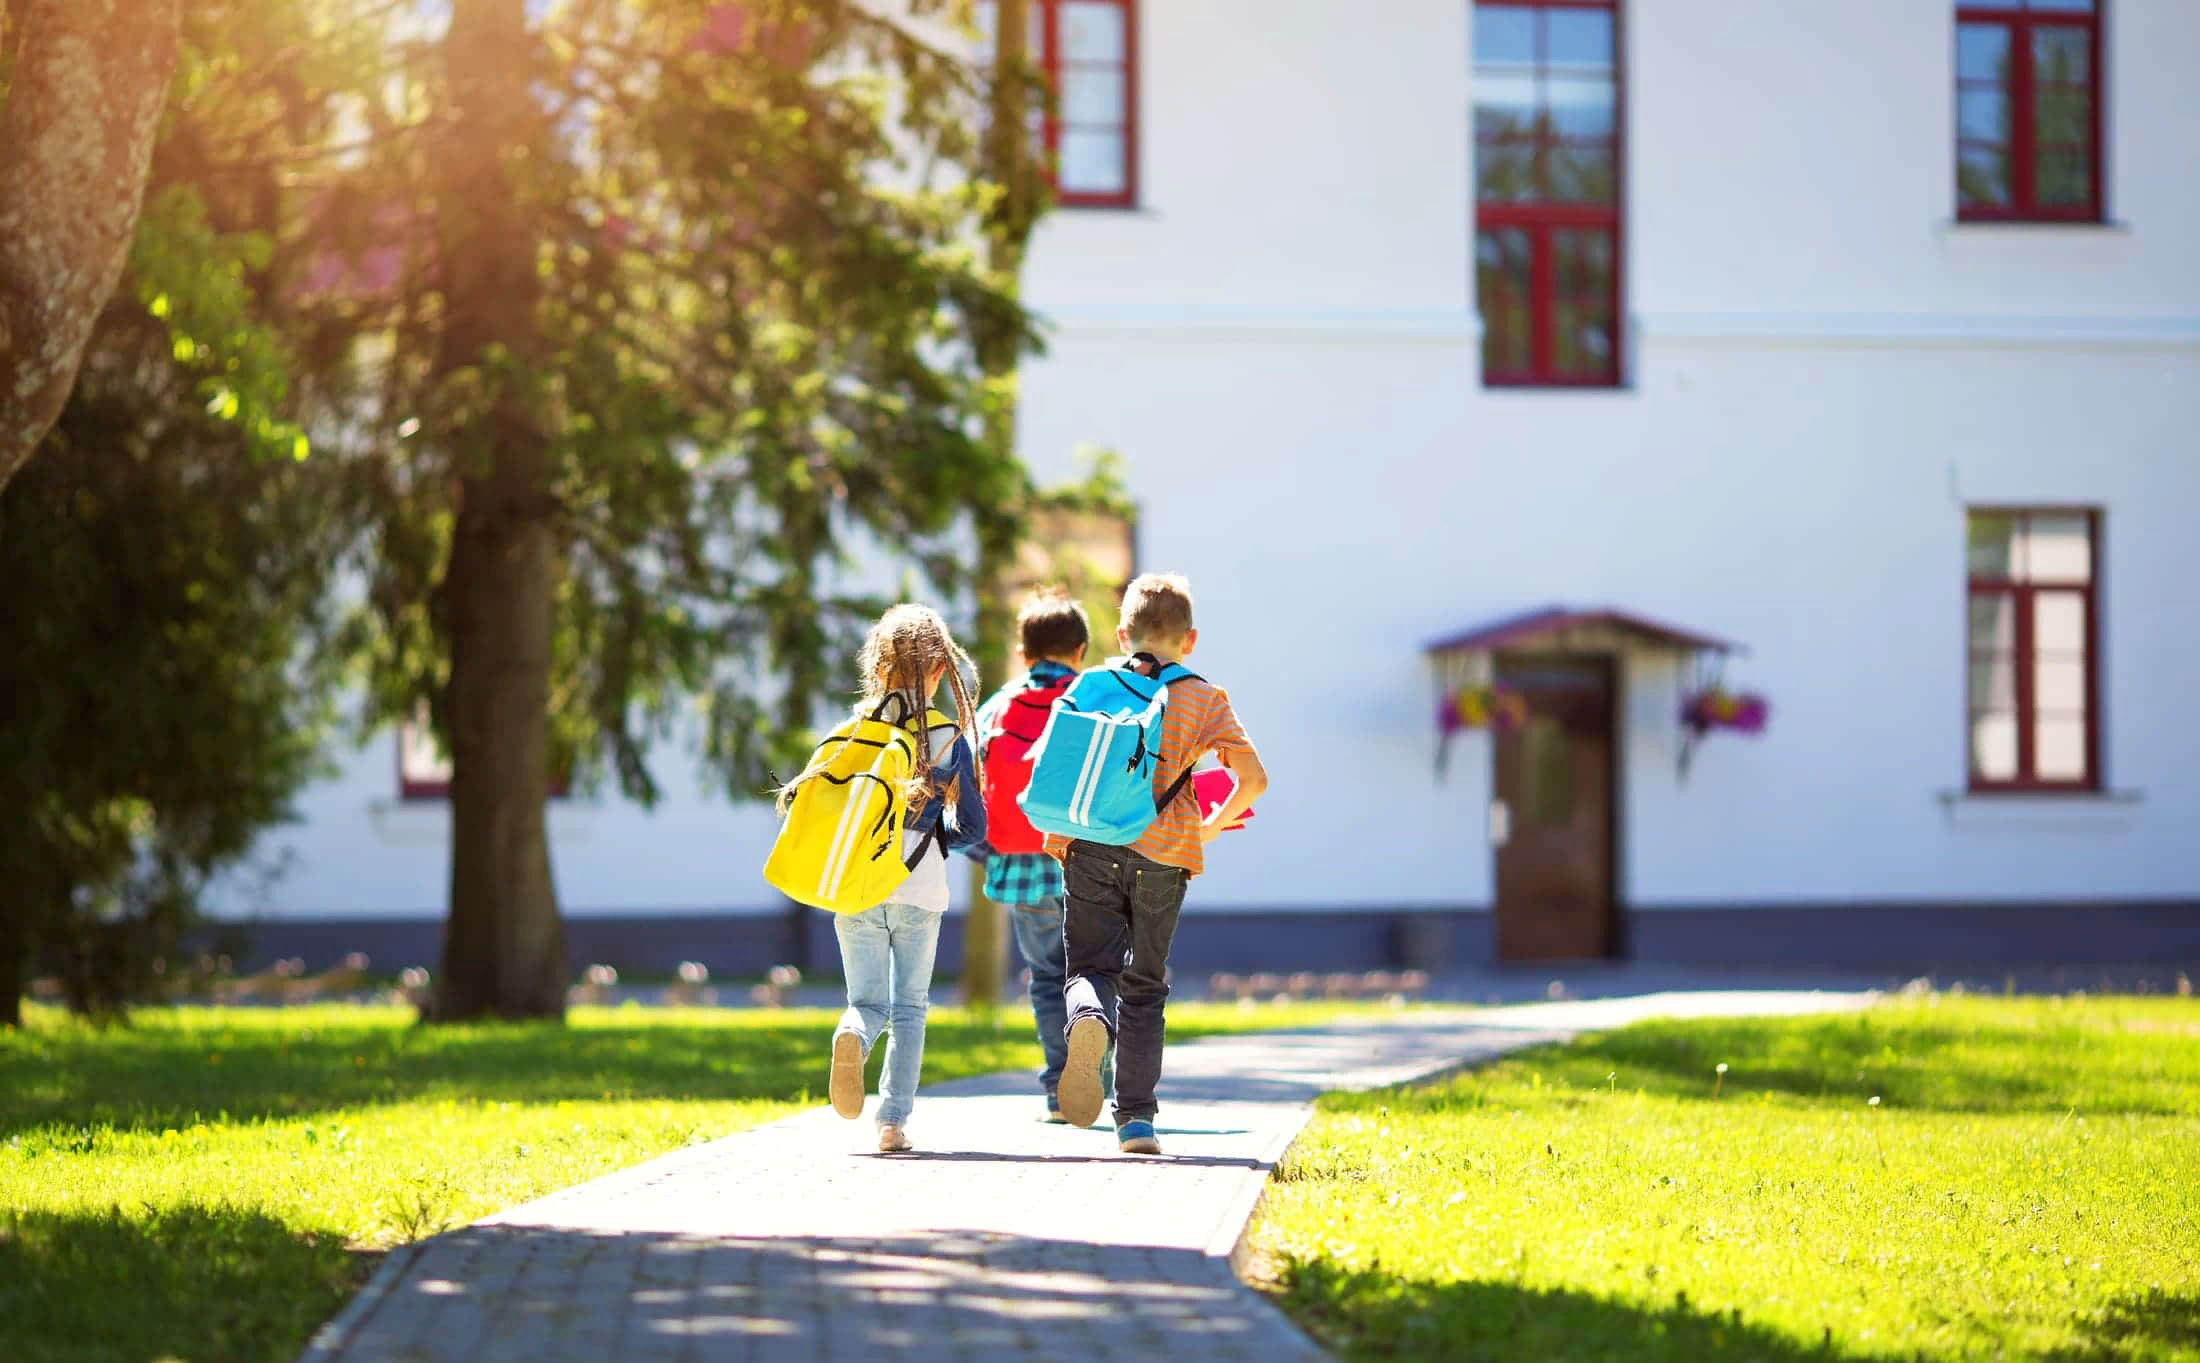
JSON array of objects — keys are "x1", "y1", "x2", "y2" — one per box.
[{"x1": 969, "y1": 590, "x2": 1102, "y2": 1122}]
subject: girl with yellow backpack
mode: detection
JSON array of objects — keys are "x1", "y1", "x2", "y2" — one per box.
[{"x1": 764, "y1": 604, "x2": 985, "y2": 1151}]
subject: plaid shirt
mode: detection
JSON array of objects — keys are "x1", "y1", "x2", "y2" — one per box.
[
  {"x1": 970, "y1": 660, "x2": 1073, "y2": 906},
  {"x1": 983, "y1": 851, "x2": 1063, "y2": 906}
]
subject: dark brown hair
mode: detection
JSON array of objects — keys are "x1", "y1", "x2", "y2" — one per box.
[{"x1": 1017, "y1": 589, "x2": 1091, "y2": 664}]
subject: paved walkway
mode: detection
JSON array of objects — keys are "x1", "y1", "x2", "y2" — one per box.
[{"x1": 300, "y1": 990, "x2": 1870, "y2": 1363}]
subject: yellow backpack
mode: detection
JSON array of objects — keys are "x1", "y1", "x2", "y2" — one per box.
[{"x1": 763, "y1": 697, "x2": 951, "y2": 914}]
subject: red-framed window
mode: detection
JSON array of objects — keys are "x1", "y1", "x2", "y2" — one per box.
[
  {"x1": 1956, "y1": 1, "x2": 2104, "y2": 221},
  {"x1": 397, "y1": 713, "x2": 571, "y2": 801},
  {"x1": 1966, "y1": 509, "x2": 2101, "y2": 792},
  {"x1": 981, "y1": 0, "x2": 1138, "y2": 208},
  {"x1": 1474, "y1": 0, "x2": 1622, "y2": 388}
]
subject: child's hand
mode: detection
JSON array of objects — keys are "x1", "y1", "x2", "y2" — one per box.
[{"x1": 1198, "y1": 818, "x2": 1224, "y2": 844}]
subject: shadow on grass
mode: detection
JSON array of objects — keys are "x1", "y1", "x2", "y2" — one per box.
[
  {"x1": 1269, "y1": 1258, "x2": 1873, "y2": 1363},
  {"x1": 2049, "y1": 1290, "x2": 2200, "y2": 1363},
  {"x1": 0, "y1": 1204, "x2": 368, "y2": 1363},
  {"x1": 1401, "y1": 1011, "x2": 2200, "y2": 1117}
]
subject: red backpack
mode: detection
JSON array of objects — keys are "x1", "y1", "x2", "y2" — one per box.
[{"x1": 980, "y1": 674, "x2": 1073, "y2": 853}]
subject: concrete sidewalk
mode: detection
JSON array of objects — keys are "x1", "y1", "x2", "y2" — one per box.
[{"x1": 300, "y1": 990, "x2": 1872, "y2": 1363}]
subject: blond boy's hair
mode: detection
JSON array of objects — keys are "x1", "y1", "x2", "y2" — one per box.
[{"x1": 1118, "y1": 573, "x2": 1194, "y2": 647}]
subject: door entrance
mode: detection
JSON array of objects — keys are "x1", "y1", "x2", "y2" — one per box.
[{"x1": 1492, "y1": 656, "x2": 1617, "y2": 961}]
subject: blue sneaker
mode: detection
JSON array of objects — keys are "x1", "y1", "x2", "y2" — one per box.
[
  {"x1": 1116, "y1": 1119, "x2": 1161, "y2": 1155},
  {"x1": 1043, "y1": 1092, "x2": 1068, "y2": 1124}
]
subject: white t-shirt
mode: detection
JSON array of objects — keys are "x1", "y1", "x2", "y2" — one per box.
[{"x1": 889, "y1": 716, "x2": 964, "y2": 914}]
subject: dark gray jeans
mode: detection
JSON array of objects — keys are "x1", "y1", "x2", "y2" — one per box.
[{"x1": 1061, "y1": 840, "x2": 1190, "y2": 1123}]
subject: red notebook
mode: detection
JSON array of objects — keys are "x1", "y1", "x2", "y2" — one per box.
[{"x1": 1192, "y1": 768, "x2": 1256, "y2": 831}]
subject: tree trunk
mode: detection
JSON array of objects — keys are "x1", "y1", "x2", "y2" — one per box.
[
  {"x1": 0, "y1": 905, "x2": 25, "y2": 1028},
  {"x1": 426, "y1": 0, "x2": 567, "y2": 1022},
  {"x1": 0, "y1": 0, "x2": 181, "y2": 492},
  {"x1": 960, "y1": 0, "x2": 1040, "y2": 1011}
]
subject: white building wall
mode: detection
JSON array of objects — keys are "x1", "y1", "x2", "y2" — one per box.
[{"x1": 236, "y1": 0, "x2": 2200, "y2": 922}]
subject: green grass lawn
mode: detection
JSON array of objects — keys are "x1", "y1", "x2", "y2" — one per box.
[
  {"x1": 0, "y1": 997, "x2": 1387, "y2": 1363},
  {"x1": 1251, "y1": 994, "x2": 2200, "y2": 1363}
]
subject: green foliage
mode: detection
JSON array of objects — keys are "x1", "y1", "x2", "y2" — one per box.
[
  {"x1": 0, "y1": 0, "x2": 376, "y2": 1021},
  {"x1": 323, "y1": 0, "x2": 1042, "y2": 806},
  {"x1": 0, "y1": 307, "x2": 345, "y2": 1019},
  {"x1": 1255, "y1": 996, "x2": 2200, "y2": 1363}
]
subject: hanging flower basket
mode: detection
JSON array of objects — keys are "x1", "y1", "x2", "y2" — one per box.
[
  {"x1": 1438, "y1": 683, "x2": 1528, "y2": 735},
  {"x1": 1680, "y1": 686, "x2": 1769, "y2": 737}
]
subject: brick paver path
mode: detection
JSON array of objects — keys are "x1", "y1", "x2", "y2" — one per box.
[{"x1": 300, "y1": 990, "x2": 1869, "y2": 1363}]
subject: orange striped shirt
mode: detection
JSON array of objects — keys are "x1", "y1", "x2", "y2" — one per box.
[{"x1": 1044, "y1": 667, "x2": 1256, "y2": 877}]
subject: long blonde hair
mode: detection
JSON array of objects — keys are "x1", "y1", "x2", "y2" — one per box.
[{"x1": 777, "y1": 603, "x2": 981, "y2": 813}]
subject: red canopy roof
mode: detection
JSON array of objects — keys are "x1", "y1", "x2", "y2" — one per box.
[{"x1": 1424, "y1": 605, "x2": 1740, "y2": 657}]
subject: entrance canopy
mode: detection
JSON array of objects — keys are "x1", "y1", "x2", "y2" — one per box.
[{"x1": 1425, "y1": 604, "x2": 1741, "y2": 662}]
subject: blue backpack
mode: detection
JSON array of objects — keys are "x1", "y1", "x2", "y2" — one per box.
[{"x1": 1018, "y1": 653, "x2": 1202, "y2": 845}]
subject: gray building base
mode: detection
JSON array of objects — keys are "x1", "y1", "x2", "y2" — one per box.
[{"x1": 206, "y1": 899, "x2": 2199, "y2": 984}]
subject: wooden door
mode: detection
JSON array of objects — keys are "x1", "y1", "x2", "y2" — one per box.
[{"x1": 1492, "y1": 657, "x2": 1617, "y2": 961}]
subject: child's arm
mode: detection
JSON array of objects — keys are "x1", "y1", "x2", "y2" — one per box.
[
  {"x1": 1200, "y1": 693, "x2": 1266, "y2": 843},
  {"x1": 938, "y1": 736, "x2": 988, "y2": 851},
  {"x1": 1203, "y1": 748, "x2": 1266, "y2": 842}
]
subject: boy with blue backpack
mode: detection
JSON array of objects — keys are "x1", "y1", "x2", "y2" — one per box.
[{"x1": 1022, "y1": 573, "x2": 1267, "y2": 1154}]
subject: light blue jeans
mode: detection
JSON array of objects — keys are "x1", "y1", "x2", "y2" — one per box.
[{"x1": 833, "y1": 901, "x2": 942, "y2": 1128}]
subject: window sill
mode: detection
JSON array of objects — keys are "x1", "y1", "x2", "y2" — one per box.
[
  {"x1": 1939, "y1": 217, "x2": 2132, "y2": 235},
  {"x1": 1936, "y1": 788, "x2": 2142, "y2": 831},
  {"x1": 368, "y1": 798, "x2": 595, "y2": 847},
  {"x1": 1481, "y1": 381, "x2": 1637, "y2": 397}
]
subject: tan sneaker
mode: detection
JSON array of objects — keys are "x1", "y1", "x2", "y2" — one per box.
[
  {"x1": 829, "y1": 1031, "x2": 866, "y2": 1119},
  {"x1": 1058, "y1": 1016, "x2": 1109, "y2": 1128},
  {"x1": 877, "y1": 1124, "x2": 912, "y2": 1153}
]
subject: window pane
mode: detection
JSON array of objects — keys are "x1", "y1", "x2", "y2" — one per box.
[
  {"x1": 2023, "y1": 513, "x2": 2092, "y2": 581},
  {"x1": 1957, "y1": 24, "x2": 2012, "y2": 83},
  {"x1": 1059, "y1": 1, "x2": 1125, "y2": 63},
  {"x1": 1477, "y1": 228, "x2": 1533, "y2": 375},
  {"x1": 1969, "y1": 594, "x2": 2017, "y2": 653},
  {"x1": 2035, "y1": 715, "x2": 2089, "y2": 781},
  {"x1": 1547, "y1": 139, "x2": 1616, "y2": 202},
  {"x1": 1970, "y1": 711, "x2": 2019, "y2": 782},
  {"x1": 1475, "y1": 71, "x2": 1539, "y2": 135},
  {"x1": 1546, "y1": 9, "x2": 1614, "y2": 70},
  {"x1": 1959, "y1": 144, "x2": 2013, "y2": 208},
  {"x1": 1477, "y1": 134, "x2": 1538, "y2": 201},
  {"x1": 1547, "y1": 74, "x2": 1616, "y2": 139},
  {"x1": 1970, "y1": 656, "x2": 2017, "y2": 711},
  {"x1": 2035, "y1": 144, "x2": 2092, "y2": 207},
  {"x1": 2035, "y1": 88, "x2": 2093, "y2": 148},
  {"x1": 1523, "y1": 715, "x2": 1573, "y2": 826},
  {"x1": 1059, "y1": 67, "x2": 1124, "y2": 125},
  {"x1": 1057, "y1": 128, "x2": 1125, "y2": 194},
  {"x1": 1958, "y1": 89, "x2": 2010, "y2": 143},
  {"x1": 1968, "y1": 513, "x2": 2020, "y2": 579},
  {"x1": 1474, "y1": 5, "x2": 1537, "y2": 66},
  {"x1": 2031, "y1": 27, "x2": 2091, "y2": 85},
  {"x1": 1553, "y1": 226, "x2": 1612, "y2": 293},
  {"x1": 1553, "y1": 297, "x2": 1615, "y2": 378},
  {"x1": 2034, "y1": 592, "x2": 2087, "y2": 652},
  {"x1": 2035, "y1": 657, "x2": 2087, "y2": 710}
]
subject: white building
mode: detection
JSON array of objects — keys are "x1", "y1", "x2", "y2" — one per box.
[{"x1": 242, "y1": 0, "x2": 2200, "y2": 976}]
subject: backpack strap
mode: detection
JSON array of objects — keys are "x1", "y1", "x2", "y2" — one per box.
[
  {"x1": 1155, "y1": 764, "x2": 1199, "y2": 816},
  {"x1": 1121, "y1": 654, "x2": 1203, "y2": 813},
  {"x1": 902, "y1": 820, "x2": 946, "y2": 871}
]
